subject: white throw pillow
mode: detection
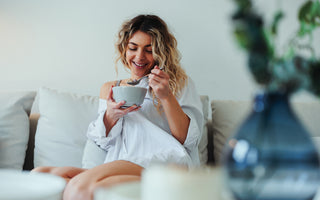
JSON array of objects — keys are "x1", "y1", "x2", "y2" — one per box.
[
  {"x1": 0, "y1": 91, "x2": 36, "y2": 169},
  {"x1": 34, "y1": 87, "x2": 99, "y2": 167}
]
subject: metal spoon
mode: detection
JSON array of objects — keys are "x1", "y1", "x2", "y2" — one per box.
[
  {"x1": 127, "y1": 75, "x2": 149, "y2": 85},
  {"x1": 127, "y1": 66, "x2": 164, "y2": 85}
]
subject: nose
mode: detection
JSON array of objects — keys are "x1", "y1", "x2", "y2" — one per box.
[{"x1": 136, "y1": 49, "x2": 145, "y2": 60}]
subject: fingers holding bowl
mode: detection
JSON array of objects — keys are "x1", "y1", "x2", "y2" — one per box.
[{"x1": 112, "y1": 86, "x2": 147, "y2": 109}]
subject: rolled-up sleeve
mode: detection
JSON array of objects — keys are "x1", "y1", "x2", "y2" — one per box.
[
  {"x1": 86, "y1": 99, "x2": 123, "y2": 151},
  {"x1": 178, "y1": 78, "x2": 204, "y2": 165}
]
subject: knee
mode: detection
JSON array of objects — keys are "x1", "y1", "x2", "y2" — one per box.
[
  {"x1": 50, "y1": 166, "x2": 80, "y2": 177},
  {"x1": 94, "y1": 175, "x2": 141, "y2": 189},
  {"x1": 31, "y1": 166, "x2": 75, "y2": 177},
  {"x1": 31, "y1": 166, "x2": 54, "y2": 173},
  {"x1": 63, "y1": 175, "x2": 95, "y2": 200}
]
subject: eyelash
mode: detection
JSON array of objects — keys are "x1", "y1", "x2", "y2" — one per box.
[{"x1": 128, "y1": 48, "x2": 152, "y2": 53}]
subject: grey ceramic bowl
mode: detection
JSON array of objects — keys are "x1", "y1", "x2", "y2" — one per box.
[{"x1": 112, "y1": 86, "x2": 147, "y2": 107}]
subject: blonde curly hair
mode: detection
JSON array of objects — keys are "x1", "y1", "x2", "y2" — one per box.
[{"x1": 115, "y1": 14, "x2": 188, "y2": 111}]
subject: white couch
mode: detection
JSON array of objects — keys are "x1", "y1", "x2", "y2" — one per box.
[
  {"x1": 0, "y1": 87, "x2": 320, "y2": 171},
  {"x1": 0, "y1": 87, "x2": 209, "y2": 170}
]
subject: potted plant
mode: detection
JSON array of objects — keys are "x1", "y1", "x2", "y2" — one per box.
[
  {"x1": 231, "y1": 0, "x2": 320, "y2": 95},
  {"x1": 223, "y1": 1, "x2": 320, "y2": 199}
]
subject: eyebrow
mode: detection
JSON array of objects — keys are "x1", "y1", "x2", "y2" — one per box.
[{"x1": 129, "y1": 42, "x2": 151, "y2": 47}]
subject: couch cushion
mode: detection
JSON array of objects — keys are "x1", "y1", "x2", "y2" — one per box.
[
  {"x1": 0, "y1": 91, "x2": 36, "y2": 169},
  {"x1": 34, "y1": 87, "x2": 99, "y2": 167},
  {"x1": 211, "y1": 100, "x2": 251, "y2": 165},
  {"x1": 211, "y1": 99, "x2": 320, "y2": 165},
  {"x1": 291, "y1": 102, "x2": 320, "y2": 151}
]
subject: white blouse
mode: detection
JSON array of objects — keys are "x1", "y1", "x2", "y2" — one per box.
[{"x1": 86, "y1": 78, "x2": 204, "y2": 168}]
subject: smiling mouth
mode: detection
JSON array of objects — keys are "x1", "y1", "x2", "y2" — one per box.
[{"x1": 132, "y1": 61, "x2": 148, "y2": 68}]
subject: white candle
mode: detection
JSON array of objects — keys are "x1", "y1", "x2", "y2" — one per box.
[{"x1": 141, "y1": 165, "x2": 225, "y2": 200}]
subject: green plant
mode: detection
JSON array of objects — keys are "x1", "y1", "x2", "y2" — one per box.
[{"x1": 232, "y1": 0, "x2": 320, "y2": 96}]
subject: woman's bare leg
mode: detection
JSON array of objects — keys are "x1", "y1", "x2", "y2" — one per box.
[
  {"x1": 63, "y1": 160, "x2": 144, "y2": 200},
  {"x1": 32, "y1": 166, "x2": 87, "y2": 182},
  {"x1": 94, "y1": 174, "x2": 141, "y2": 188}
]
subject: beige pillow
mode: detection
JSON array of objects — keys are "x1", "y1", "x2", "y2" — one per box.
[
  {"x1": 291, "y1": 101, "x2": 320, "y2": 152},
  {"x1": 211, "y1": 99, "x2": 320, "y2": 165},
  {"x1": 211, "y1": 100, "x2": 251, "y2": 165}
]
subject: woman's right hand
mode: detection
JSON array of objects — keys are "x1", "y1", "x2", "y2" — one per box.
[{"x1": 103, "y1": 86, "x2": 140, "y2": 134}]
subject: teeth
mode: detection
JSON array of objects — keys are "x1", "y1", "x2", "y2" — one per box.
[{"x1": 134, "y1": 62, "x2": 146, "y2": 67}]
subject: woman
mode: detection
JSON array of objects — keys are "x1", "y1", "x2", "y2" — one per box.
[{"x1": 33, "y1": 14, "x2": 203, "y2": 200}]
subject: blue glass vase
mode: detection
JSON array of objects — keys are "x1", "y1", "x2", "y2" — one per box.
[{"x1": 223, "y1": 92, "x2": 320, "y2": 200}]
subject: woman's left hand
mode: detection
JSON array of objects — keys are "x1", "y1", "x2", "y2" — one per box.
[{"x1": 148, "y1": 65, "x2": 171, "y2": 100}]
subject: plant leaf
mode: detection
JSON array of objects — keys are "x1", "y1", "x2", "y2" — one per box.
[
  {"x1": 271, "y1": 11, "x2": 284, "y2": 35},
  {"x1": 299, "y1": 0, "x2": 313, "y2": 23},
  {"x1": 234, "y1": 0, "x2": 252, "y2": 11}
]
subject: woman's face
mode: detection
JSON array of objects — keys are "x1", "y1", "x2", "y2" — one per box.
[{"x1": 126, "y1": 30, "x2": 156, "y2": 79}]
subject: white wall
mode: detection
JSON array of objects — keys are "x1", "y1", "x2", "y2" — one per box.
[{"x1": 0, "y1": 0, "x2": 318, "y2": 102}]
